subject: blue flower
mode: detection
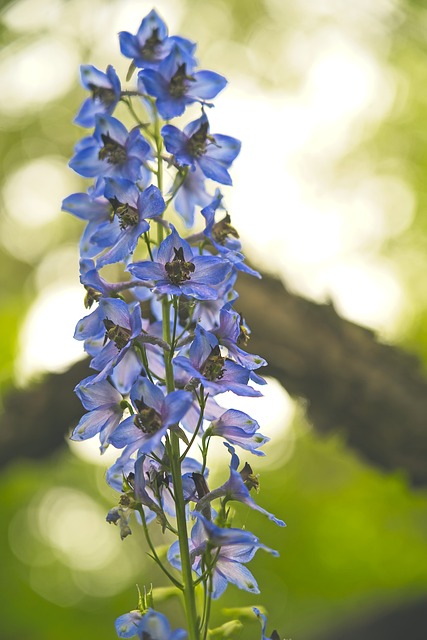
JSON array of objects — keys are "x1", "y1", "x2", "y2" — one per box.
[
  {"x1": 71, "y1": 375, "x2": 124, "y2": 451},
  {"x1": 119, "y1": 8, "x2": 195, "y2": 70},
  {"x1": 253, "y1": 608, "x2": 281, "y2": 640},
  {"x1": 173, "y1": 166, "x2": 211, "y2": 227},
  {"x1": 93, "y1": 179, "x2": 165, "y2": 268},
  {"x1": 74, "y1": 298, "x2": 143, "y2": 384},
  {"x1": 108, "y1": 377, "x2": 192, "y2": 455},
  {"x1": 69, "y1": 115, "x2": 151, "y2": 182},
  {"x1": 195, "y1": 444, "x2": 286, "y2": 526},
  {"x1": 206, "y1": 408, "x2": 269, "y2": 455},
  {"x1": 115, "y1": 608, "x2": 186, "y2": 640},
  {"x1": 168, "y1": 512, "x2": 278, "y2": 599},
  {"x1": 162, "y1": 113, "x2": 241, "y2": 185},
  {"x1": 62, "y1": 189, "x2": 111, "y2": 259},
  {"x1": 75, "y1": 64, "x2": 121, "y2": 128},
  {"x1": 138, "y1": 46, "x2": 226, "y2": 120},
  {"x1": 131, "y1": 450, "x2": 205, "y2": 520},
  {"x1": 173, "y1": 326, "x2": 262, "y2": 397},
  {"x1": 127, "y1": 225, "x2": 231, "y2": 300},
  {"x1": 201, "y1": 191, "x2": 261, "y2": 277},
  {"x1": 201, "y1": 190, "x2": 240, "y2": 252},
  {"x1": 209, "y1": 307, "x2": 267, "y2": 371}
]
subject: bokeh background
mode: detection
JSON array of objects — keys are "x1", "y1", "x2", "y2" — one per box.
[{"x1": 1, "y1": 0, "x2": 427, "y2": 638}]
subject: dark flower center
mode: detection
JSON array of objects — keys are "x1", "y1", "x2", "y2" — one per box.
[
  {"x1": 98, "y1": 133, "x2": 127, "y2": 165},
  {"x1": 103, "y1": 318, "x2": 132, "y2": 350},
  {"x1": 89, "y1": 83, "x2": 116, "y2": 106},
  {"x1": 133, "y1": 397, "x2": 162, "y2": 434},
  {"x1": 108, "y1": 196, "x2": 139, "y2": 229},
  {"x1": 236, "y1": 314, "x2": 250, "y2": 347},
  {"x1": 187, "y1": 121, "x2": 211, "y2": 158},
  {"x1": 169, "y1": 63, "x2": 195, "y2": 98},
  {"x1": 84, "y1": 286, "x2": 101, "y2": 309},
  {"x1": 240, "y1": 461, "x2": 259, "y2": 491},
  {"x1": 211, "y1": 213, "x2": 239, "y2": 245},
  {"x1": 140, "y1": 28, "x2": 162, "y2": 61},
  {"x1": 165, "y1": 247, "x2": 195, "y2": 284},
  {"x1": 200, "y1": 345, "x2": 225, "y2": 381}
]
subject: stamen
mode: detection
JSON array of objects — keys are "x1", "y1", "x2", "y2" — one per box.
[
  {"x1": 98, "y1": 133, "x2": 127, "y2": 165},
  {"x1": 165, "y1": 247, "x2": 195, "y2": 284}
]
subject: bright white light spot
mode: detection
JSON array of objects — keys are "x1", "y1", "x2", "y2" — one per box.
[
  {"x1": 321, "y1": 258, "x2": 405, "y2": 330},
  {"x1": 0, "y1": 37, "x2": 78, "y2": 115},
  {"x1": 29, "y1": 565, "x2": 83, "y2": 607},
  {"x1": 3, "y1": 157, "x2": 78, "y2": 227},
  {"x1": 2, "y1": 0, "x2": 62, "y2": 32},
  {"x1": 68, "y1": 438, "x2": 123, "y2": 467},
  {"x1": 216, "y1": 377, "x2": 294, "y2": 440},
  {"x1": 36, "y1": 487, "x2": 119, "y2": 570},
  {"x1": 114, "y1": 0, "x2": 184, "y2": 35},
  {"x1": 16, "y1": 284, "x2": 86, "y2": 382}
]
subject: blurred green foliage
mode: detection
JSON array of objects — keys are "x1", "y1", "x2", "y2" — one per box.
[{"x1": 1, "y1": 0, "x2": 427, "y2": 638}]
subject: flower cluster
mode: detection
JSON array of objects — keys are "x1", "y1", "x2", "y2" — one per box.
[{"x1": 64, "y1": 9, "x2": 284, "y2": 640}]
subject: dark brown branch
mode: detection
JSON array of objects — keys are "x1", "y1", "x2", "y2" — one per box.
[
  {"x1": 311, "y1": 595, "x2": 427, "y2": 640},
  {"x1": 1, "y1": 271, "x2": 427, "y2": 485},
  {"x1": 237, "y1": 272, "x2": 427, "y2": 486}
]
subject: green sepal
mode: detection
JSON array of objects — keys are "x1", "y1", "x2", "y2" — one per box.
[
  {"x1": 173, "y1": 424, "x2": 190, "y2": 446},
  {"x1": 136, "y1": 584, "x2": 154, "y2": 613}
]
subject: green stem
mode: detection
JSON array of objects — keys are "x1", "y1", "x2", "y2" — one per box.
[
  {"x1": 180, "y1": 387, "x2": 206, "y2": 462},
  {"x1": 138, "y1": 506, "x2": 183, "y2": 589},
  {"x1": 151, "y1": 100, "x2": 199, "y2": 639},
  {"x1": 133, "y1": 341, "x2": 155, "y2": 384},
  {"x1": 162, "y1": 298, "x2": 199, "y2": 640},
  {"x1": 168, "y1": 430, "x2": 199, "y2": 640},
  {"x1": 202, "y1": 571, "x2": 213, "y2": 640}
]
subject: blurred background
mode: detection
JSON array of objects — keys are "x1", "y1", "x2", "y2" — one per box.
[{"x1": 1, "y1": 0, "x2": 427, "y2": 638}]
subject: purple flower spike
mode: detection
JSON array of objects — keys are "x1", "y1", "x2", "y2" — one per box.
[
  {"x1": 162, "y1": 113, "x2": 241, "y2": 186},
  {"x1": 75, "y1": 64, "x2": 121, "y2": 128},
  {"x1": 128, "y1": 225, "x2": 231, "y2": 300}
]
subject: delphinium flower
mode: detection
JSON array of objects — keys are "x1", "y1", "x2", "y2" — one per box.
[
  {"x1": 168, "y1": 511, "x2": 279, "y2": 599},
  {"x1": 127, "y1": 225, "x2": 232, "y2": 299},
  {"x1": 69, "y1": 114, "x2": 152, "y2": 182},
  {"x1": 138, "y1": 46, "x2": 227, "y2": 120},
  {"x1": 74, "y1": 64, "x2": 121, "y2": 128},
  {"x1": 162, "y1": 113, "x2": 241, "y2": 186},
  {"x1": 116, "y1": 608, "x2": 186, "y2": 640},
  {"x1": 63, "y1": 8, "x2": 284, "y2": 640}
]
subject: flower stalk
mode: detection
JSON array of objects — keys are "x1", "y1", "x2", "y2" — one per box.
[{"x1": 63, "y1": 8, "x2": 285, "y2": 640}]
